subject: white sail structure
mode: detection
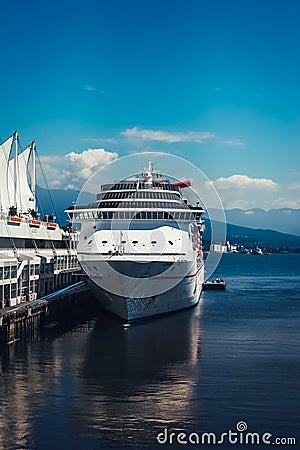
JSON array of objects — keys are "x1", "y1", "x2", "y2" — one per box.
[
  {"x1": 12, "y1": 144, "x2": 35, "y2": 213},
  {"x1": 7, "y1": 148, "x2": 16, "y2": 212},
  {"x1": 0, "y1": 133, "x2": 35, "y2": 214},
  {"x1": 0, "y1": 135, "x2": 14, "y2": 214}
]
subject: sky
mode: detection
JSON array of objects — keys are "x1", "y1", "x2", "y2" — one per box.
[{"x1": 0, "y1": 0, "x2": 299, "y2": 210}]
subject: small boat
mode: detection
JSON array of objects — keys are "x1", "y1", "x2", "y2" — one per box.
[
  {"x1": 202, "y1": 278, "x2": 226, "y2": 290},
  {"x1": 251, "y1": 246, "x2": 264, "y2": 255}
]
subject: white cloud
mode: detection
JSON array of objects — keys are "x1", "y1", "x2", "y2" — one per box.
[
  {"x1": 288, "y1": 182, "x2": 300, "y2": 190},
  {"x1": 225, "y1": 199, "x2": 257, "y2": 209},
  {"x1": 271, "y1": 198, "x2": 300, "y2": 209},
  {"x1": 214, "y1": 174, "x2": 278, "y2": 191},
  {"x1": 83, "y1": 85, "x2": 104, "y2": 94},
  {"x1": 208, "y1": 174, "x2": 283, "y2": 209},
  {"x1": 84, "y1": 84, "x2": 97, "y2": 91},
  {"x1": 38, "y1": 148, "x2": 118, "y2": 189},
  {"x1": 121, "y1": 127, "x2": 215, "y2": 144},
  {"x1": 244, "y1": 210, "x2": 254, "y2": 215},
  {"x1": 222, "y1": 139, "x2": 244, "y2": 146},
  {"x1": 65, "y1": 148, "x2": 117, "y2": 168}
]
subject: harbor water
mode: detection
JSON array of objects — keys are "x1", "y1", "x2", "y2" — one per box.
[{"x1": 0, "y1": 254, "x2": 299, "y2": 449}]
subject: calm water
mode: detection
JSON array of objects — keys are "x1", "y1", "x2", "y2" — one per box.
[{"x1": 0, "y1": 254, "x2": 299, "y2": 449}]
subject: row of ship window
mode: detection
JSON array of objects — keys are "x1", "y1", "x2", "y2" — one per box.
[
  {"x1": 101, "y1": 183, "x2": 180, "y2": 191},
  {"x1": 98, "y1": 200, "x2": 187, "y2": 209},
  {"x1": 97, "y1": 191, "x2": 180, "y2": 200},
  {"x1": 97, "y1": 201, "x2": 186, "y2": 209},
  {"x1": 72, "y1": 211, "x2": 201, "y2": 221}
]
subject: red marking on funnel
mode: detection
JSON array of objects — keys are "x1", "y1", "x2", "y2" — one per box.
[{"x1": 173, "y1": 180, "x2": 191, "y2": 188}]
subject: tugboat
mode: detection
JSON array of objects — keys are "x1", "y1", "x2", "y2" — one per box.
[{"x1": 202, "y1": 278, "x2": 226, "y2": 291}]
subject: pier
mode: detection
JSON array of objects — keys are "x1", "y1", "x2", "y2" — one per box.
[{"x1": 0, "y1": 281, "x2": 92, "y2": 344}]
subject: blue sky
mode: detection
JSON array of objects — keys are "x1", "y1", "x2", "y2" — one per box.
[{"x1": 0, "y1": 0, "x2": 299, "y2": 209}]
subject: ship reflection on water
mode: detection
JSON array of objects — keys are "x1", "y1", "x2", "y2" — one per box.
[
  {"x1": 0, "y1": 305, "x2": 203, "y2": 449},
  {"x1": 77, "y1": 308, "x2": 202, "y2": 445}
]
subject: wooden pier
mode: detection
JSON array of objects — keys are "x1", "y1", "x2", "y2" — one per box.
[{"x1": 0, "y1": 281, "x2": 92, "y2": 344}]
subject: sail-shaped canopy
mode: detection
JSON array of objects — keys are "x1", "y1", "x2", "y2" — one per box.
[
  {"x1": 0, "y1": 134, "x2": 35, "y2": 214},
  {"x1": 8, "y1": 145, "x2": 35, "y2": 213},
  {"x1": 0, "y1": 135, "x2": 13, "y2": 213},
  {"x1": 16, "y1": 145, "x2": 35, "y2": 212}
]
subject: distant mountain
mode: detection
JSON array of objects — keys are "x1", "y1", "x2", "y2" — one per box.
[
  {"x1": 36, "y1": 186, "x2": 96, "y2": 224},
  {"x1": 203, "y1": 220, "x2": 300, "y2": 250},
  {"x1": 219, "y1": 208, "x2": 300, "y2": 236},
  {"x1": 36, "y1": 186, "x2": 80, "y2": 224}
]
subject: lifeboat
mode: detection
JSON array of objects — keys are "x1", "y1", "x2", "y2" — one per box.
[
  {"x1": 7, "y1": 216, "x2": 22, "y2": 225},
  {"x1": 29, "y1": 219, "x2": 41, "y2": 227},
  {"x1": 47, "y1": 222, "x2": 57, "y2": 230}
]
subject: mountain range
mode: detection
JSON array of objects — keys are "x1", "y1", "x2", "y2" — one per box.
[
  {"x1": 203, "y1": 220, "x2": 300, "y2": 250},
  {"x1": 219, "y1": 208, "x2": 300, "y2": 236}
]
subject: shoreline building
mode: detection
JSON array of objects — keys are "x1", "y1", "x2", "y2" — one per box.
[{"x1": 0, "y1": 132, "x2": 80, "y2": 308}]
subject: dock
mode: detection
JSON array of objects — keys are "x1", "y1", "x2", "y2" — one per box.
[{"x1": 0, "y1": 281, "x2": 91, "y2": 344}]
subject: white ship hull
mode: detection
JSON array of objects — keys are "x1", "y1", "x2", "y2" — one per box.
[{"x1": 80, "y1": 258, "x2": 204, "y2": 321}]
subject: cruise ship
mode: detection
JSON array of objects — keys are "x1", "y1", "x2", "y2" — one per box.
[
  {"x1": 0, "y1": 132, "x2": 80, "y2": 309},
  {"x1": 66, "y1": 162, "x2": 205, "y2": 321}
]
